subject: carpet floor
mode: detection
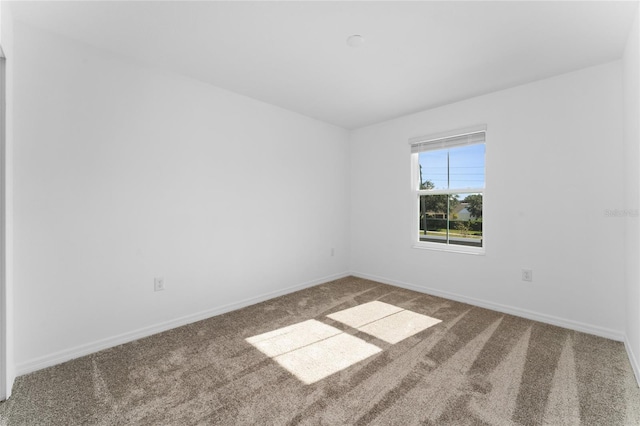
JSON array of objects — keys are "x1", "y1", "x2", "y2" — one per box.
[{"x1": 1, "y1": 276, "x2": 639, "y2": 425}]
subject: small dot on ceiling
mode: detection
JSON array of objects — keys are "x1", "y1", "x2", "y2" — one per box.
[{"x1": 346, "y1": 35, "x2": 365, "y2": 48}]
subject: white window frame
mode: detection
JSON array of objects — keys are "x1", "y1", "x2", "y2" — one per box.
[{"x1": 409, "y1": 125, "x2": 486, "y2": 255}]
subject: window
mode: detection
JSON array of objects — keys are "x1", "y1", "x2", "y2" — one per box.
[{"x1": 410, "y1": 126, "x2": 485, "y2": 253}]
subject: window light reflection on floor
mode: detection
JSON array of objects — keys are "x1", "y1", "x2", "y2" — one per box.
[
  {"x1": 246, "y1": 301, "x2": 441, "y2": 384},
  {"x1": 246, "y1": 319, "x2": 381, "y2": 384},
  {"x1": 328, "y1": 301, "x2": 442, "y2": 344}
]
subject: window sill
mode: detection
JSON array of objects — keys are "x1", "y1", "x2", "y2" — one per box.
[{"x1": 412, "y1": 242, "x2": 485, "y2": 255}]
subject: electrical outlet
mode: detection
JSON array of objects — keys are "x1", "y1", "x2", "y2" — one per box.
[
  {"x1": 331, "y1": 248, "x2": 335, "y2": 257},
  {"x1": 154, "y1": 277, "x2": 165, "y2": 292},
  {"x1": 522, "y1": 269, "x2": 533, "y2": 282}
]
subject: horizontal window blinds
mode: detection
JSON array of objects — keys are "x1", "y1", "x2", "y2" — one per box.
[
  {"x1": 409, "y1": 125, "x2": 486, "y2": 153},
  {"x1": 410, "y1": 130, "x2": 485, "y2": 153}
]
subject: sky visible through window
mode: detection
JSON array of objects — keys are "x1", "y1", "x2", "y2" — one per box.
[{"x1": 419, "y1": 144, "x2": 485, "y2": 194}]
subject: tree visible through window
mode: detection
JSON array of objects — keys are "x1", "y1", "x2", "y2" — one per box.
[{"x1": 411, "y1": 128, "x2": 485, "y2": 251}]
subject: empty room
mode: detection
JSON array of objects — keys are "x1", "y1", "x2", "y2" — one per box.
[{"x1": 1, "y1": 1, "x2": 640, "y2": 424}]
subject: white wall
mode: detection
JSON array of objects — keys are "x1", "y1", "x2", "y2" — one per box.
[
  {"x1": 350, "y1": 61, "x2": 626, "y2": 338},
  {"x1": 7, "y1": 9, "x2": 637, "y2": 381},
  {"x1": 624, "y1": 7, "x2": 640, "y2": 383},
  {"x1": 12, "y1": 23, "x2": 350, "y2": 372},
  {"x1": 0, "y1": 0, "x2": 15, "y2": 399}
]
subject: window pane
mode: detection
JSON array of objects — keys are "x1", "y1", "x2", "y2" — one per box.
[
  {"x1": 419, "y1": 193, "x2": 483, "y2": 248},
  {"x1": 449, "y1": 193, "x2": 483, "y2": 247},
  {"x1": 418, "y1": 150, "x2": 448, "y2": 190},
  {"x1": 418, "y1": 194, "x2": 453, "y2": 244},
  {"x1": 448, "y1": 144, "x2": 485, "y2": 190},
  {"x1": 418, "y1": 143, "x2": 485, "y2": 191}
]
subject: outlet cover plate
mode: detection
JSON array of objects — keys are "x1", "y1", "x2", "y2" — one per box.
[{"x1": 154, "y1": 277, "x2": 165, "y2": 291}]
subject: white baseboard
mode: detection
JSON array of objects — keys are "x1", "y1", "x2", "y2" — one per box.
[
  {"x1": 16, "y1": 270, "x2": 629, "y2": 377},
  {"x1": 624, "y1": 337, "x2": 640, "y2": 387},
  {"x1": 351, "y1": 271, "x2": 626, "y2": 342},
  {"x1": 16, "y1": 271, "x2": 350, "y2": 376}
]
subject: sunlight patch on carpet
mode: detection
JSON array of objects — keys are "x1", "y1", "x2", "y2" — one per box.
[
  {"x1": 245, "y1": 319, "x2": 342, "y2": 358},
  {"x1": 327, "y1": 301, "x2": 403, "y2": 328},
  {"x1": 328, "y1": 301, "x2": 442, "y2": 344},
  {"x1": 246, "y1": 302, "x2": 441, "y2": 384},
  {"x1": 358, "y1": 309, "x2": 442, "y2": 344},
  {"x1": 246, "y1": 319, "x2": 381, "y2": 384},
  {"x1": 273, "y1": 333, "x2": 381, "y2": 384}
]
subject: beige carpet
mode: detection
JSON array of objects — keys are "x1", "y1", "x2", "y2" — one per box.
[{"x1": 1, "y1": 276, "x2": 639, "y2": 425}]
